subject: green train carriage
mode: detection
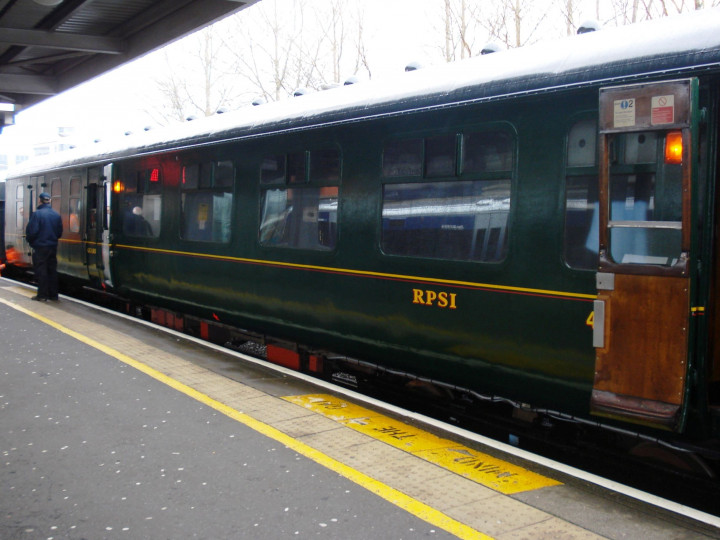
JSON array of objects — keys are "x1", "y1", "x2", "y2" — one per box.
[{"x1": 4, "y1": 10, "x2": 720, "y2": 462}]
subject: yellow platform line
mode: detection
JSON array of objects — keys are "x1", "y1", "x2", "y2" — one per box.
[
  {"x1": 284, "y1": 394, "x2": 561, "y2": 494},
  {"x1": 0, "y1": 297, "x2": 491, "y2": 540}
]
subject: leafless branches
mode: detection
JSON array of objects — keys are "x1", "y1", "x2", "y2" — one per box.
[{"x1": 150, "y1": 0, "x2": 719, "y2": 123}]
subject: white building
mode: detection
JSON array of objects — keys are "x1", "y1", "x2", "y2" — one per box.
[{"x1": 0, "y1": 126, "x2": 77, "y2": 181}]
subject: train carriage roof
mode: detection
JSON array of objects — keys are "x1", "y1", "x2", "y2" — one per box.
[{"x1": 8, "y1": 8, "x2": 720, "y2": 178}]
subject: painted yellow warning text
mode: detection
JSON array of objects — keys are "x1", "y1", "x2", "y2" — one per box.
[{"x1": 283, "y1": 394, "x2": 561, "y2": 495}]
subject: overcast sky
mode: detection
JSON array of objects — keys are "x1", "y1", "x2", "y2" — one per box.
[{"x1": 0, "y1": 0, "x2": 686, "y2": 159}]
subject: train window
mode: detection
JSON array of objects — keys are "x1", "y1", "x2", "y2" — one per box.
[
  {"x1": 310, "y1": 149, "x2": 340, "y2": 182},
  {"x1": 51, "y1": 178, "x2": 61, "y2": 197},
  {"x1": 121, "y1": 194, "x2": 161, "y2": 238},
  {"x1": 183, "y1": 161, "x2": 234, "y2": 190},
  {"x1": 126, "y1": 169, "x2": 162, "y2": 195},
  {"x1": 564, "y1": 176, "x2": 598, "y2": 269},
  {"x1": 119, "y1": 167, "x2": 162, "y2": 238},
  {"x1": 87, "y1": 182, "x2": 98, "y2": 231},
  {"x1": 261, "y1": 156, "x2": 286, "y2": 184},
  {"x1": 621, "y1": 131, "x2": 658, "y2": 164},
  {"x1": 425, "y1": 134, "x2": 457, "y2": 177},
  {"x1": 50, "y1": 178, "x2": 61, "y2": 212},
  {"x1": 609, "y1": 171, "x2": 681, "y2": 265},
  {"x1": 70, "y1": 177, "x2": 81, "y2": 197},
  {"x1": 180, "y1": 161, "x2": 234, "y2": 243},
  {"x1": 182, "y1": 164, "x2": 199, "y2": 189},
  {"x1": 383, "y1": 139, "x2": 422, "y2": 177},
  {"x1": 147, "y1": 169, "x2": 162, "y2": 194},
  {"x1": 69, "y1": 198, "x2": 81, "y2": 233},
  {"x1": 215, "y1": 161, "x2": 234, "y2": 187},
  {"x1": 262, "y1": 150, "x2": 340, "y2": 185},
  {"x1": 599, "y1": 129, "x2": 682, "y2": 266},
  {"x1": 288, "y1": 152, "x2": 306, "y2": 184},
  {"x1": 89, "y1": 167, "x2": 101, "y2": 183},
  {"x1": 198, "y1": 163, "x2": 213, "y2": 189},
  {"x1": 259, "y1": 148, "x2": 340, "y2": 250},
  {"x1": 462, "y1": 131, "x2": 514, "y2": 173},
  {"x1": 122, "y1": 173, "x2": 136, "y2": 193},
  {"x1": 564, "y1": 119, "x2": 599, "y2": 270},
  {"x1": 259, "y1": 187, "x2": 338, "y2": 250},
  {"x1": 69, "y1": 177, "x2": 81, "y2": 233},
  {"x1": 15, "y1": 184, "x2": 23, "y2": 228},
  {"x1": 566, "y1": 120, "x2": 597, "y2": 167},
  {"x1": 381, "y1": 179, "x2": 511, "y2": 262},
  {"x1": 181, "y1": 192, "x2": 233, "y2": 243}
]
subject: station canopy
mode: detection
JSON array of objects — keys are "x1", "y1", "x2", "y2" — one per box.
[{"x1": 0, "y1": 0, "x2": 259, "y2": 126}]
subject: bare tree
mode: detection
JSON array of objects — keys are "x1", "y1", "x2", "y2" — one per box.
[
  {"x1": 227, "y1": 0, "x2": 308, "y2": 102},
  {"x1": 313, "y1": 0, "x2": 348, "y2": 84},
  {"x1": 225, "y1": 0, "x2": 369, "y2": 102},
  {"x1": 439, "y1": 0, "x2": 484, "y2": 61},
  {"x1": 148, "y1": 0, "x2": 373, "y2": 122},
  {"x1": 476, "y1": 0, "x2": 549, "y2": 49},
  {"x1": 558, "y1": 0, "x2": 581, "y2": 35},
  {"x1": 435, "y1": 0, "x2": 546, "y2": 60},
  {"x1": 154, "y1": 55, "x2": 189, "y2": 124},
  {"x1": 606, "y1": 0, "x2": 720, "y2": 24},
  {"x1": 148, "y1": 0, "x2": 720, "y2": 121},
  {"x1": 352, "y1": 7, "x2": 372, "y2": 80},
  {"x1": 557, "y1": 0, "x2": 608, "y2": 35},
  {"x1": 151, "y1": 26, "x2": 247, "y2": 124}
]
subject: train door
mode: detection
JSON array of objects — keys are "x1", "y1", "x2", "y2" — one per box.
[
  {"x1": 591, "y1": 78, "x2": 697, "y2": 432},
  {"x1": 22, "y1": 175, "x2": 45, "y2": 258},
  {"x1": 84, "y1": 165, "x2": 114, "y2": 287}
]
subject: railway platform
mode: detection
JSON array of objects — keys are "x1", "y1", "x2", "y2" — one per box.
[{"x1": 0, "y1": 278, "x2": 718, "y2": 539}]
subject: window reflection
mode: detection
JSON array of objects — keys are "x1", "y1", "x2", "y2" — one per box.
[
  {"x1": 260, "y1": 187, "x2": 338, "y2": 250},
  {"x1": 382, "y1": 180, "x2": 511, "y2": 262},
  {"x1": 181, "y1": 161, "x2": 234, "y2": 243}
]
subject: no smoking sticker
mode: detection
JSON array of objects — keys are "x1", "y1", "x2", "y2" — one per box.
[{"x1": 651, "y1": 94, "x2": 675, "y2": 125}]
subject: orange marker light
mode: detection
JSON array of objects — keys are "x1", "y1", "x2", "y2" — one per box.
[
  {"x1": 112, "y1": 181, "x2": 124, "y2": 193},
  {"x1": 665, "y1": 131, "x2": 683, "y2": 164}
]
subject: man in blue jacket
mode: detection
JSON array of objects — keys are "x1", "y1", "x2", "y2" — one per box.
[{"x1": 25, "y1": 192, "x2": 63, "y2": 301}]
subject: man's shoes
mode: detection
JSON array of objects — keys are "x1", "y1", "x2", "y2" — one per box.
[{"x1": 30, "y1": 296, "x2": 47, "y2": 302}]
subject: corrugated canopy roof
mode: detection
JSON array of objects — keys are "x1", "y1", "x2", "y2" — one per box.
[{"x1": 0, "y1": 0, "x2": 258, "y2": 123}]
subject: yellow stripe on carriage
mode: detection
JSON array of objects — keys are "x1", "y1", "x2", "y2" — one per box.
[{"x1": 114, "y1": 243, "x2": 598, "y2": 301}]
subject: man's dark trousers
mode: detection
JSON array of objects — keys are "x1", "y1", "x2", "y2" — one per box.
[{"x1": 32, "y1": 245, "x2": 58, "y2": 300}]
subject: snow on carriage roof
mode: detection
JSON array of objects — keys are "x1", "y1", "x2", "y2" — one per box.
[{"x1": 8, "y1": 8, "x2": 720, "y2": 178}]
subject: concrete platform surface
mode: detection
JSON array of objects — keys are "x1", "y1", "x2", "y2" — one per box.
[{"x1": 1, "y1": 280, "x2": 717, "y2": 540}]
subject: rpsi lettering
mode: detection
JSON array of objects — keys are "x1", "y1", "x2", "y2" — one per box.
[{"x1": 412, "y1": 289, "x2": 457, "y2": 309}]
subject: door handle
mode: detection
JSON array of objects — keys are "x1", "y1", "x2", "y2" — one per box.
[{"x1": 593, "y1": 300, "x2": 605, "y2": 348}]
